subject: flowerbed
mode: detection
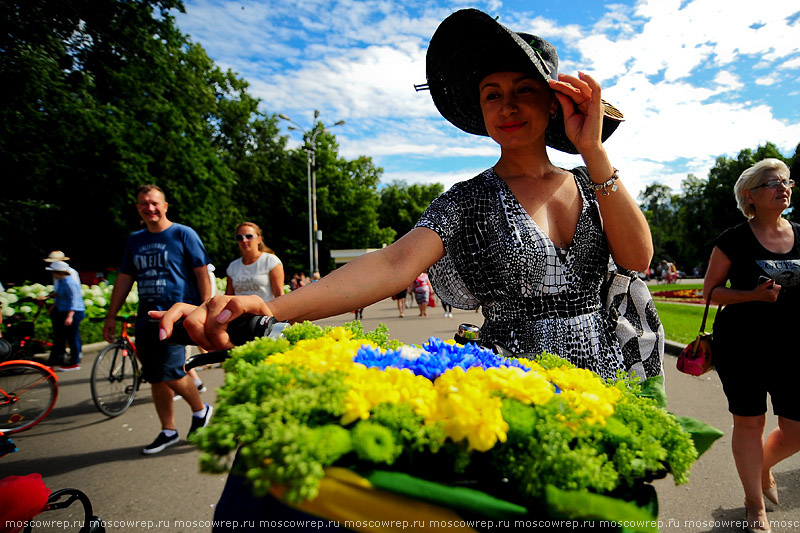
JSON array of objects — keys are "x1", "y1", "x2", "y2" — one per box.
[
  {"x1": 194, "y1": 322, "x2": 722, "y2": 529},
  {"x1": 651, "y1": 289, "x2": 705, "y2": 302},
  {"x1": 0, "y1": 282, "x2": 139, "y2": 345},
  {"x1": 0, "y1": 277, "x2": 230, "y2": 345}
]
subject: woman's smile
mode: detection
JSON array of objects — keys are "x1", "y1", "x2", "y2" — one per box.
[{"x1": 499, "y1": 121, "x2": 526, "y2": 132}]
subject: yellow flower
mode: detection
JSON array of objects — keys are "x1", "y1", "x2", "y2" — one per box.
[{"x1": 544, "y1": 366, "x2": 621, "y2": 424}]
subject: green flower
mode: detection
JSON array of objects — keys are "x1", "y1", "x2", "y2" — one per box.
[{"x1": 352, "y1": 421, "x2": 401, "y2": 464}]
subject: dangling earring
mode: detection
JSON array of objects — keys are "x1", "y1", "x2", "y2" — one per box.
[{"x1": 550, "y1": 108, "x2": 559, "y2": 120}]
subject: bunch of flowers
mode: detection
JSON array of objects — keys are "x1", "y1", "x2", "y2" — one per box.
[{"x1": 194, "y1": 322, "x2": 716, "y2": 527}]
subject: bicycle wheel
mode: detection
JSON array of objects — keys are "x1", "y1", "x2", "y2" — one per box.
[
  {"x1": 91, "y1": 341, "x2": 139, "y2": 417},
  {"x1": 0, "y1": 362, "x2": 58, "y2": 434}
]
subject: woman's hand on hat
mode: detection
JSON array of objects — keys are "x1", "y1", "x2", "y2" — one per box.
[{"x1": 549, "y1": 72, "x2": 604, "y2": 155}]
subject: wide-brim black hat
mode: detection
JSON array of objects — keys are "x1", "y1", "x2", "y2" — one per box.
[{"x1": 425, "y1": 8, "x2": 623, "y2": 154}]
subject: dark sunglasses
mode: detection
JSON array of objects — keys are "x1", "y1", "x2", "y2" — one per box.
[{"x1": 235, "y1": 233, "x2": 256, "y2": 242}]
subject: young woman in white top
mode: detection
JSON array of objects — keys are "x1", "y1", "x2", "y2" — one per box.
[{"x1": 225, "y1": 222, "x2": 285, "y2": 302}]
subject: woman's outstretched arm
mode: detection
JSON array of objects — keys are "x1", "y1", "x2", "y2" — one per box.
[{"x1": 156, "y1": 227, "x2": 445, "y2": 350}]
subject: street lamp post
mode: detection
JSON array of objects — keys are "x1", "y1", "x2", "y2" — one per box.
[{"x1": 279, "y1": 111, "x2": 345, "y2": 276}]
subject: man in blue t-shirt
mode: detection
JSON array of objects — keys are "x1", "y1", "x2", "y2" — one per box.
[{"x1": 104, "y1": 185, "x2": 214, "y2": 455}]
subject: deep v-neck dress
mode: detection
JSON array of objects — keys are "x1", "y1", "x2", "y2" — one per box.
[{"x1": 416, "y1": 167, "x2": 625, "y2": 379}]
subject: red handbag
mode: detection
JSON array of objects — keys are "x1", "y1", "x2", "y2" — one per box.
[
  {"x1": 428, "y1": 294, "x2": 436, "y2": 308},
  {"x1": 676, "y1": 287, "x2": 719, "y2": 376}
]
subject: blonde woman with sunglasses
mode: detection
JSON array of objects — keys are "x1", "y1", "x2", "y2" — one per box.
[
  {"x1": 225, "y1": 222, "x2": 285, "y2": 302},
  {"x1": 704, "y1": 158, "x2": 799, "y2": 533}
]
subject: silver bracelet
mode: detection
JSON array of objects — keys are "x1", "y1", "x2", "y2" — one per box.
[{"x1": 590, "y1": 168, "x2": 620, "y2": 196}]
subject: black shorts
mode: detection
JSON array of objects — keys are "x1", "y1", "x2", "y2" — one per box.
[
  {"x1": 135, "y1": 327, "x2": 187, "y2": 383},
  {"x1": 713, "y1": 311, "x2": 800, "y2": 421}
]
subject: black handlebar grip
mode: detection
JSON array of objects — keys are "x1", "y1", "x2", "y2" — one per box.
[{"x1": 165, "y1": 315, "x2": 279, "y2": 346}]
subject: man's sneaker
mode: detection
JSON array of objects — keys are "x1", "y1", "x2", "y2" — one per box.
[
  {"x1": 57, "y1": 364, "x2": 81, "y2": 372},
  {"x1": 188, "y1": 403, "x2": 213, "y2": 438},
  {"x1": 142, "y1": 431, "x2": 179, "y2": 455},
  {"x1": 173, "y1": 382, "x2": 207, "y2": 401}
]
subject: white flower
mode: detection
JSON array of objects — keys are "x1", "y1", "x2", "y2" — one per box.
[{"x1": 399, "y1": 345, "x2": 424, "y2": 361}]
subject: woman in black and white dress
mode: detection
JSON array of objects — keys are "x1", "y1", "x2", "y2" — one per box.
[{"x1": 159, "y1": 9, "x2": 652, "y2": 381}]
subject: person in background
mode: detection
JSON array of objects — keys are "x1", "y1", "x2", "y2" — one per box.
[
  {"x1": 391, "y1": 287, "x2": 408, "y2": 318},
  {"x1": 413, "y1": 271, "x2": 432, "y2": 317},
  {"x1": 103, "y1": 184, "x2": 213, "y2": 455},
  {"x1": 704, "y1": 159, "x2": 800, "y2": 533},
  {"x1": 43, "y1": 261, "x2": 85, "y2": 370},
  {"x1": 157, "y1": 8, "x2": 651, "y2": 382},
  {"x1": 225, "y1": 222, "x2": 285, "y2": 303},
  {"x1": 43, "y1": 251, "x2": 80, "y2": 284},
  {"x1": 442, "y1": 300, "x2": 453, "y2": 318},
  {"x1": 41, "y1": 251, "x2": 81, "y2": 356}
]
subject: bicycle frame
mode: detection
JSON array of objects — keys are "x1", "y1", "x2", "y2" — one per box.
[{"x1": 118, "y1": 319, "x2": 138, "y2": 358}]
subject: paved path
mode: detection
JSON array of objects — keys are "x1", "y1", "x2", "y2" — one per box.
[{"x1": 4, "y1": 297, "x2": 798, "y2": 532}]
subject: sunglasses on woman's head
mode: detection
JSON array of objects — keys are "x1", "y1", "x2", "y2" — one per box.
[{"x1": 235, "y1": 234, "x2": 256, "y2": 242}]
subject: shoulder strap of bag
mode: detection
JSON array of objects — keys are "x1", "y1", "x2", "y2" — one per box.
[{"x1": 700, "y1": 286, "x2": 721, "y2": 333}]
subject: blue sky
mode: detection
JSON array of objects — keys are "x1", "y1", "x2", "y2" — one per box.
[{"x1": 174, "y1": 0, "x2": 800, "y2": 200}]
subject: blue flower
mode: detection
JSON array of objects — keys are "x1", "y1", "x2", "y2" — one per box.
[{"x1": 354, "y1": 339, "x2": 534, "y2": 381}]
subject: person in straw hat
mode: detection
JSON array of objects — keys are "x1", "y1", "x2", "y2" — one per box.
[
  {"x1": 156, "y1": 9, "x2": 652, "y2": 381},
  {"x1": 43, "y1": 251, "x2": 80, "y2": 284},
  {"x1": 44, "y1": 260, "x2": 85, "y2": 370}
]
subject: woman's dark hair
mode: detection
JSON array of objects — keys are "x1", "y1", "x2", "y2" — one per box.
[{"x1": 236, "y1": 221, "x2": 274, "y2": 253}]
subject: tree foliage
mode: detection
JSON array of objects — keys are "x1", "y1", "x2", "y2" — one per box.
[
  {"x1": 640, "y1": 142, "x2": 799, "y2": 274},
  {"x1": 0, "y1": 0, "x2": 410, "y2": 284},
  {"x1": 378, "y1": 181, "x2": 445, "y2": 241}
]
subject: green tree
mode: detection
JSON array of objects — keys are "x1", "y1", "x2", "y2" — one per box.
[
  {"x1": 1, "y1": 0, "x2": 252, "y2": 282},
  {"x1": 638, "y1": 183, "x2": 679, "y2": 267},
  {"x1": 642, "y1": 142, "x2": 797, "y2": 275},
  {"x1": 311, "y1": 129, "x2": 396, "y2": 273},
  {"x1": 378, "y1": 181, "x2": 445, "y2": 240},
  {"x1": 0, "y1": 0, "x2": 436, "y2": 285}
]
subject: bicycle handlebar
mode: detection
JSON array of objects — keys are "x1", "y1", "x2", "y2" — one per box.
[
  {"x1": 173, "y1": 315, "x2": 287, "y2": 371},
  {"x1": 166, "y1": 315, "x2": 285, "y2": 347},
  {"x1": 89, "y1": 316, "x2": 137, "y2": 324}
]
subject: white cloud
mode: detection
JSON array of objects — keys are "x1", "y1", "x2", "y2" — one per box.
[{"x1": 176, "y1": 0, "x2": 800, "y2": 204}]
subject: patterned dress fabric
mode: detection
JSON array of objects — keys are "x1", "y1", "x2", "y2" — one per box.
[{"x1": 416, "y1": 167, "x2": 625, "y2": 379}]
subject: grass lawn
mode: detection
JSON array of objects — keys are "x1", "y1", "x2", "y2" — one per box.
[
  {"x1": 655, "y1": 301, "x2": 717, "y2": 345},
  {"x1": 647, "y1": 281, "x2": 721, "y2": 344}
]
